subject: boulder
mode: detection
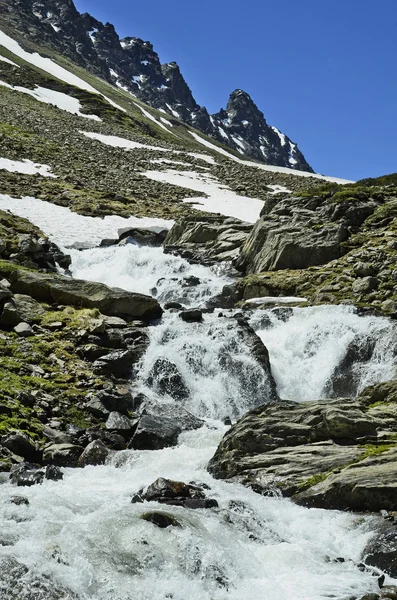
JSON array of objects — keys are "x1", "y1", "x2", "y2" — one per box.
[
  {"x1": 164, "y1": 215, "x2": 252, "y2": 263},
  {"x1": 133, "y1": 477, "x2": 219, "y2": 510},
  {"x1": 7, "y1": 270, "x2": 162, "y2": 322},
  {"x1": 140, "y1": 511, "x2": 181, "y2": 528},
  {"x1": 179, "y1": 309, "x2": 203, "y2": 322},
  {"x1": 208, "y1": 383, "x2": 397, "y2": 511},
  {"x1": 129, "y1": 413, "x2": 181, "y2": 450},
  {"x1": 78, "y1": 440, "x2": 110, "y2": 467},
  {"x1": 93, "y1": 349, "x2": 135, "y2": 378},
  {"x1": 42, "y1": 443, "x2": 84, "y2": 467},
  {"x1": 14, "y1": 322, "x2": 34, "y2": 337},
  {"x1": 117, "y1": 225, "x2": 168, "y2": 246},
  {"x1": 105, "y1": 411, "x2": 135, "y2": 431},
  {"x1": 1, "y1": 431, "x2": 39, "y2": 462},
  {"x1": 236, "y1": 219, "x2": 347, "y2": 274},
  {"x1": 146, "y1": 357, "x2": 189, "y2": 400}
]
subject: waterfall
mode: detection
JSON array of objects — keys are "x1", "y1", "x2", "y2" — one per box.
[
  {"x1": 0, "y1": 196, "x2": 392, "y2": 599},
  {"x1": 251, "y1": 305, "x2": 397, "y2": 401}
]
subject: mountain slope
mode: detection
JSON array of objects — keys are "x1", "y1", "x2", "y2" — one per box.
[{"x1": 0, "y1": 0, "x2": 313, "y2": 171}]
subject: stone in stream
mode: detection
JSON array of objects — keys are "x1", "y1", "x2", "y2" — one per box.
[
  {"x1": 128, "y1": 413, "x2": 181, "y2": 450},
  {"x1": 117, "y1": 225, "x2": 168, "y2": 247},
  {"x1": 132, "y1": 477, "x2": 219, "y2": 509},
  {"x1": 140, "y1": 511, "x2": 181, "y2": 528},
  {"x1": 78, "y1": 439, "x2": 110, "y2": 467},
  {"x1": 179, "y1": 309, "x2": 203, "y2": 322},
  {"x1": 208, "y1": 380, "x2": 397, "y2": 512},
  {"x1": 145, "y1": 357, "x2": 189, "y2": 401}
]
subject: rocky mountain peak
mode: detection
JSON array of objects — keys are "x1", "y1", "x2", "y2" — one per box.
[{"x1": 0, "y1": 0, "x2": 313, "y2": 171}]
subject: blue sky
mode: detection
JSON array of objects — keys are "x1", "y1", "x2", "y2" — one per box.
[{"x1": 74, "y1": 0, "x2": 397, "y2": 181}]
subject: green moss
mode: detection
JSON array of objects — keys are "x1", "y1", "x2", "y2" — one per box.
[
  {"x1": 40, "y1": 306, "x2": 101, "y2": 329},
  {"x1": 297, "y1": 471, "x2": 332, "y2": 491},
  {"x1": 357, "y1": 443, "x2": 397, "y2": 461}
]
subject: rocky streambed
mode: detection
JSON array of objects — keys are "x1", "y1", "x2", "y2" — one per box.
[{"x1": 0, "y1": 198, "x2": 396, "y2": 599}]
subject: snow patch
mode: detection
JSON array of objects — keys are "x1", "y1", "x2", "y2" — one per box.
[
  {"x1": 80, "y1": 131, "x2": 168, "y2": 152},
  {"x1": 0, "y1": 158, "x2": 56, "y2": 177},
  {"x1": 218, "y1": 126, "x2": 229, "y2": 140},
  {"x1": 2, "y1": 82, "x2": 101, "y2": 120},
  {"x1": 0, "y1": 55, "x2": 19, "y2": 67},
  {"x1": 271, "y1": 126, "x2": 287, "y2": 146},
  {"x1": 166, "y1": 103, "x2": 180, "y2": 118},
  {"x1": 0, "y1": 194, "x2": 173, "y2": 247},
  {"x1": 0, "y1": 29, "x2": 126, "y2": 113},
  {"x1": 50, "y1": 23, "x2": 60, "y2": 33},
  {"x1": 142, "y1": 169, "x2": 264, "y2": 223},
  {"x1": 160, "y1": 117, "x2": 173, "y2": 127},
  {"x1": 134, "y1": 103, "x2": 176, "y2": 135}
]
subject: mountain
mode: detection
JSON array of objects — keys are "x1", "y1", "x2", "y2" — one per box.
[{"x1": 0, "y1": 0, "x2": 313, "y2": 171}]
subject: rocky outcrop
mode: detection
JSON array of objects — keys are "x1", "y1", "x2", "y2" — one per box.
[
  {"x1": 164, "y1": 215, "x2": 252, "y2": 264},
  {"x1": 208, "y1": 380, "x2": 397, "y2": 511},
  {"x1": 4, "y1": 268, "x2": 162, "y2": 321}
]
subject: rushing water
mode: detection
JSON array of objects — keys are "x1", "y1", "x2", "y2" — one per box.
[{"x1": 0, "y1": 196, "x2": 395, "y2": 599}]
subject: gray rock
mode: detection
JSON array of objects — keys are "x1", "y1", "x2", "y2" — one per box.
[
  {"x1": 7, "y1": 270, "x2": 162, "y2": 322},
  {"x1": 118, "y1": 225, "x2": 168, "y2": 246},
  {"x1": 129, "y1": 413, "x2": 181, "y2": 450},
  {"x1": 146, "y1": 357, "x2": 189, "y2": 400},
  {"x1": 179, "y1": 309, "x2": 203, "y2": 322},
  {"x1": 13, "y1": 322, "x2": 34, "y2": 337},
  {"x1": 352, "y1": 276, "x2": 378, "y2": 294},
  {"x1": 1, "y1": 432, "x2": 38, "y2": 461},
  {"x1": 93, "y1": 349, "x2": 135, "y2": 378},
  {"x1": 78, "y1": 440, "x2": 110, "y2": 466},
  {"x1": 42, "y1": 443, "x2": 84, "y2": 467},
  {"x1": 105, "y1": 411, "x2": 134, "y2": 431},
  {"x1": 208, "y1": 383, "x2": 397, "y2": 511}
]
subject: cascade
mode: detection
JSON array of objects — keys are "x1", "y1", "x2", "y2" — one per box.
[{"x1": 0, "y1": 197, "x2": 394, "y2": 599}]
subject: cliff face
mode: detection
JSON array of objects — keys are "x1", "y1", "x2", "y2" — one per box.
[{"x1": 0, "y1": 0, "x2": 313, "y2": 171}]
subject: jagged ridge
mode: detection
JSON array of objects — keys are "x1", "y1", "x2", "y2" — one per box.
[{"x1": 0, "y1": 0, "x2": 313, "y2": 171}]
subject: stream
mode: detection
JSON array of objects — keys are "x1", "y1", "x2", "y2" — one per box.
[{"x1": 0, "y1": 196, "x2": 395, "y2": 599}]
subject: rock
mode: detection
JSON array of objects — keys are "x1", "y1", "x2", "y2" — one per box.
[
  {"x1": 236, "y1": 215, "x2": 346, "y2": 274},
  {"x1": 208, "y1": 383, "x2": 397, "y2": 511},
  {"x1": 0, "y1": 294, "x2": 46, "y2": 327},
  {"x1": 140, "y1": 511, "x2": 181, "y2": 528},
  {"x1": 364, "y1": 526, "x2": 397, "y2": 579},
  {"x1": 0, "y1": 557, "x2": 79, "y2": 599},
  {"x1": 146, "y1": 403, "x2": 204, "y2": 432},
  {"x1": 105, "y1": 411, "x2": 134, "y2": 431},
  {"x1": 13, "y1": 322, "x2": 34, "y2": 337},
  {"x1": 45, "y1": 464, "x2": 63, "y2": 481},
  {"x1": 179, "y1": 309, "x2": 203, "y2": 322},
  {"x1": 42, "y1": 443, "x2": 84, "y2": 467},
  {"x1": 136, "y1": 477, "x2": 219, "y2": 510},
  {"x1": 9, "y1": 495, "x2": 29, "y2": 505},
  {"x1": 10, "y1": 464, "x2": 44, "y2": 487},
  {"x1": 78, "y1": 440, "x2": 110, "y2": 466},
  {"x1": 7, "y1": 270, "x2": 162, "y2": 322},
  {"x1": 0, "y1": 283, "x2": 12, "y2": 302},
  {"x1": 352, "y1": 277, "x2": 378, "y2": 294},
  {"x1": 146, "y1": 357, "x2": 189, "y2": 400},
  {"x1": 93, "y1": 349, "x2": 135, "y2": 378},
  {"x1": 1, "y1": 431, "x2": 39, "y2": 461},
  {"x1": 354, "y1": 262, "x2": 377, "y2": 277},
  {"x1": 18, "y1": 234, "x2": 42, "y2": 254},
  {"x1": 164, "y1": 216, "x2": 252, "y2": 264},
  {"x1": 117, "y1": 225, "x2": 168, "y2": 246},
  {"x1": 164, "y1": 301, "x2": 184, "y2": 310},
  {"x1": 129, "y1": 413, "x2": 181, "y2": 450}
]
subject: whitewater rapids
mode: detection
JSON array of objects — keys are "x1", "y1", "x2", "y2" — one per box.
[{"x1": 0, "y1": 195, "x2": 393, "y2": 599}]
